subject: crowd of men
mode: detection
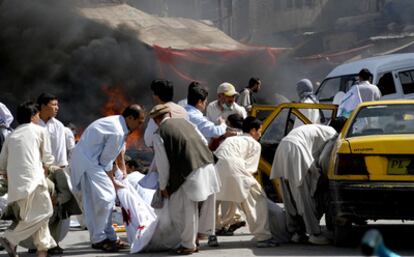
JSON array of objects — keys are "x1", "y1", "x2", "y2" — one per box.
[{"x1": 0, "y1": 69, "x2": 381, "y2": 256}]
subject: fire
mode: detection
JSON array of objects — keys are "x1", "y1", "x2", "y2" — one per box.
[{"x1": 101, "y1": 85, "x2": 142, "y2": 149}]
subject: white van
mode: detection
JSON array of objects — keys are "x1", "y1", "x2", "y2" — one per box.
[{"x1": 315, "y1": 53, "x2": 414, "y2": 103}]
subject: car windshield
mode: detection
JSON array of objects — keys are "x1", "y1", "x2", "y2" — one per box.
[
  {"x1": 347, "y1": 104, "x2": 414, "y2": 137},
  {"x1": 316, "y1": 75, "x2": 358, "y2": 102}
]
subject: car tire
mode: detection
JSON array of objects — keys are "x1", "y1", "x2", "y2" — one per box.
[{"x1": 333, "y1": 220, "x2": 352, "y2": 246}]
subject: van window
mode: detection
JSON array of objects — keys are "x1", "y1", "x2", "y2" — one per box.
[
  {"x1": 377, "y1": 72, "x2": 396, "y2": 96},
  {"x1": 316, "y1": 75, "x2": 357, "y2": 102},
  {"x1": 399, "y1": 70, "x2": 414, "y2": 94}
]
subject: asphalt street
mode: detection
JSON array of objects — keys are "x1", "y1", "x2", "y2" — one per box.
[{"x1": 4, "y1": 223, "x2": 414, "y2": 257}]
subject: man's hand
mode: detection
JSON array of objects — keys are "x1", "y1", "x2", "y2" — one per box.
[
  {"x1": 217, "y1": 116, "x2": 226, "y2": 125},
  {"x1": 113, "y1": 179, "x2": 125, "y2": 191},
  {"x1": 160, "y1": 189, "x2": 169, "y2": 198}
]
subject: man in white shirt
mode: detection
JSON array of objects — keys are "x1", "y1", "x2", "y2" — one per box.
[
  {"x1": 237, "y1": 77, "x2": 261, "y2": 113},
  {"x1": 215, "y1": 117, "x2": 278, "y2": 248},
  {"x1": 144, "y1": 80, "x2": 188, "y2": 148},
  {"x1": 206, "y1": 82, "x2": 247, "y2": 124},
  {"x1": 36, "y1": 93, "x2": 74, "y2": 254},
  {"x1": 150, "y1": 104, "x2": 220, "y2": 255},
  {"x1": 337, "y1": 68, "x2": 381, "y2": 118},
  {"x1": 270, "y1": 124, "x2": 338, "y2": 245},
  {"x1": 70, "y1": 104, "x2": 145, "y2": 252},
  {"x1": 0, "y1": 101, "x2": 56, "y2": 257}
]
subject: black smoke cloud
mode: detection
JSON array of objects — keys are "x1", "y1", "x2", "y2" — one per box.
[{"x1": 0, "y1": 0, "x2": 156, "y2": 127}]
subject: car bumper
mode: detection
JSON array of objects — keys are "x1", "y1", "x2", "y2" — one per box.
[{"x1": 329, "y1": 180, "x2": 414, "y2": 220}]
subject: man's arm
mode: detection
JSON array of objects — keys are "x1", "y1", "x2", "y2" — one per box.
[
  {"x1": 153, "y1": 133, "x2": 170, "y2": 196},
  {"x1": 99, "y1": 134, "x2": 124, "y2": 172},
  {"x1": 144, "y1": 118, "x2": 157, "y2": 147}
]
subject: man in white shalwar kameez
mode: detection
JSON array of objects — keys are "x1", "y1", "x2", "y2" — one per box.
[
  {"x1": 150, "y1": 104, "x2": 220, "y2": 255},
  {"x1": 270, "y1": 124, "x2": 337, "y2": 245},
  {"x1": 293, "y1": 79, "x2": 321, "y2": 128},
  {"x1": 69, "y1": 104, "x2": 145, "y2": 252},
  {"x1": 215, "y1": 116, "x2": 278, "y2": 248},
  {"x1": 0, "y1": 101, "x2": 56, "y2": 257}
]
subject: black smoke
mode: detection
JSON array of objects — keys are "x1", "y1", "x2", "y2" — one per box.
[{"x1": 0, "y1": 0, "x2": 156, "y2": 127}]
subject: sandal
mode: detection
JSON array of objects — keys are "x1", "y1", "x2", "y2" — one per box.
[
  {"x1": 113, "y1": 239, "x2": 129, "y2": 249},
  {"x1": 91, "y1": 239, "x2": 118, "y2": 252},
  {"x1": 169, "y1": 245, "x2": 197, "y2": 255}
]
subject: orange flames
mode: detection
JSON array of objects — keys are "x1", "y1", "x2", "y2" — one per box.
[{"x1": 101, "y1": 85, "x2": 142, "y2": 149}]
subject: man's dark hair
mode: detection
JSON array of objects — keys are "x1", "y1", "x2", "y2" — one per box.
[
  {"x1": 126, "y1": 159, "x2": 139, "y2": 170},
  {"x1": 242, "y1": 116, "x2": 262, "y2": 133},
  {"x1": 227, "y1": 113, "x2": 244, "y2": 130},
  {"x1": 358, "y1": 69, "x2": 372, "y2": 81},
  {"x1": 150, "y1": 80, "x2": 174, "y2": 102},
  {"x1": 37, "y1": 92, "x2": 58, "y2": 107},
  {"x1": 248, "y1": 77, "x2": 260, "y2": 88},
  {"x1": 188, "y1": 86, "x2": 208, "y2": 106},
  {"x1": 122, "y1": 104, "x2": 144, "y2": 119},
  {"x1": 329, "y1": 117, "x2": 347, "y2": 133},
  {"x1": 16, "y1": 101, "x2": 39, "y2": 124},
  {"x1": 188, "y1": 81, "x2": 200, "y2": 94}
]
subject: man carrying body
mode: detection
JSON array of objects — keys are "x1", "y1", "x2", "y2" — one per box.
[
  {"x1": 0, "y1": 101, "x2": 56, "y2": 257},
  {"x1": 150, "y1": 104, "x2": 220, "y2": 255},
  {"x1": 237, "y1": 77, "x2": 261, "y2": 113},
  {"x1": 214, "y1": 117, "x2": 278, "y2": 248},
  {"x1": 70, "y1": 104, "x2": 145, "y2": 252},
  {"x1": 206, "y1": 82, "x2": 247, "y2": 124},
  {"x1": 270, "y1": 124, "x2": 338, "y2": 245}
]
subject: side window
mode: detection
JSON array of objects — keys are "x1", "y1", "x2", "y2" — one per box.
[
  {"x1": 377, "y1": 72, "x2": 396, "y2": 96},
  {"x1": 260, "y1": 109, "x2": 290, "y2": 164},
  {"x1": 317, "y1": 78, "x2": 342, "y2": 101},
  {"x1": 399, "y1": 70, "x2": 414, "y2": 94}
]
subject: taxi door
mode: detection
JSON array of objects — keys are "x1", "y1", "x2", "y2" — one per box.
[{"x1": 251, "y1": 102, "x2": 338, "y2": 202}]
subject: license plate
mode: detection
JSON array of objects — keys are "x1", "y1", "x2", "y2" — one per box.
[{"x1": 387, "y1": 158, "x2": 412, "y2": 175}]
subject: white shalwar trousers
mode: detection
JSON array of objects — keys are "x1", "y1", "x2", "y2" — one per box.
[{"x1": 80, "y1": 170, "x2": 117, "y2": 244}]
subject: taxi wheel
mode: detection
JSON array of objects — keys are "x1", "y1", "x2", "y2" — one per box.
[{"x1": 333, "y1": 220, "x2": 352, "y2": 246}]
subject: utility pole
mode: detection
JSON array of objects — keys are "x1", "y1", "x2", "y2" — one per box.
[{"x1": 218, "y1": 0, "x2": 223, "y2": 31}]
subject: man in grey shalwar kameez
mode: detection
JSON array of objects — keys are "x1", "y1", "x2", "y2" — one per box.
[{"x1": 270, "y1": 124, "x2": 337, "y2": 245}]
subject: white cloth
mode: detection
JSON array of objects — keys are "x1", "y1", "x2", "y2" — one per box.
[
  {"x1": 337, "y1": 81, "x2": 381, "y2": 118},
  {"x1": 4, "y1": 185, "x2": 56, "y2": 251},
  {"x1": 144, "y1": 101, "x2": 188, "y2": 147},
  {"x1": 0, "y1": 102, "x2": 13, "y2": 127},
  {"x1": 177, "y1": 98, "x2": 187, "y2": 107},
  {"x1": 116, "y1": 179, "x2": 158, "y2": 253},
  {"x1": 206, "y1": 100, "x2": 247, "y2": 124},
  {"x1": 0, "y1": 123, "x2": 54, "y2": 203},
  {"x1": 270, "y1": 124, "x2": 337, "y2": 188},
  {"x1": 38, "y1": 117, "x2": 68, "y2": 167},
  {"x1": 237, "y1": 88, "x2": 253, "y2": 112},
  {"x1": 126, "y1": 171, "x2": 145, "y2": 189},
  {"x1": 214, "y1": 134, "x2": 261, "y2": 202},
  {"x1": 293, "y1": 97, "x2": 321, "y2": 128},
  {"x1": 64, "y1": 126, "x2": 76, "y2": 152},
  {"x1": 70, "y1": 115, "x2": 128, "y2": 191}
]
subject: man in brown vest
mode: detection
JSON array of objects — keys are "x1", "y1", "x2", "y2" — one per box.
[{"x1": 150, "y1": 104, "x2": 220, "y2": 255}]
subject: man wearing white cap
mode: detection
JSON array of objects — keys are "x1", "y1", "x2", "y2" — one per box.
[{"x1": 206, "y1": 82, "x2": 247, "y2": 125}]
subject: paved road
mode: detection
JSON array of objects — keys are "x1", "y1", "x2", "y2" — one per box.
[{"x1": 4, "y1": 224, "x2": 414, "y2": 257}]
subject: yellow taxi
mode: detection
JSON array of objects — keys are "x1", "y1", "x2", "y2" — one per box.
[{"x1": 326, "y1": 100, "x2": 414, "y2": 244}]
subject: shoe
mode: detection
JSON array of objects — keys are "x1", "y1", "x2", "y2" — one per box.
[
  {"x1": 207, "y1": 235, "x2": 219, "y2": 247},
  {"x1": 227, "y1": 221, "x2": 246, "y2": 233},
  {"x1": 256, "y1": 238, "x2": 279, "y2": 248},
  {"x1": 91, "y1": 239, "x2": 118, "y2": 252},
  {"x1": 169, "y1": 245, "x2": 197, "y2": 255},
  {"x1": 215, "y1": 227, "x2": 233, "y2": 236},
  {"x1": 48, "y1": 245, "x2": 64, "y2": 255},
  {"x1": 28, "y1": 248, "x2": 37, "y2": 254},
  {"x1": 308, "y1": 234, "x2": 330, "y2": 245},
  {"x1": 291, "y1": 232, "x2": 308, "y2": 243},
  {"x1": 0, "y1": 237, "x2": 18, "y2": 257}
]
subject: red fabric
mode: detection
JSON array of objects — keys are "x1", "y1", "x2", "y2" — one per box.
[{"x1": 153, "y1": 45, "x2": 285, "y2": 84}]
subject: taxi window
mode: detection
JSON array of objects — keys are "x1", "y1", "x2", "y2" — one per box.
[
  {"x1": 260, "y1": 109, "x2": 291, "y2": 164},
  {"x1": 347, "y1": 104, "x2": 414, "y2": 137}
]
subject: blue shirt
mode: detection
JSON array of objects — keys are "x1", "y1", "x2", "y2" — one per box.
[{"x1": 184, "y1": 105, "x2": 226, "y2": 140}]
